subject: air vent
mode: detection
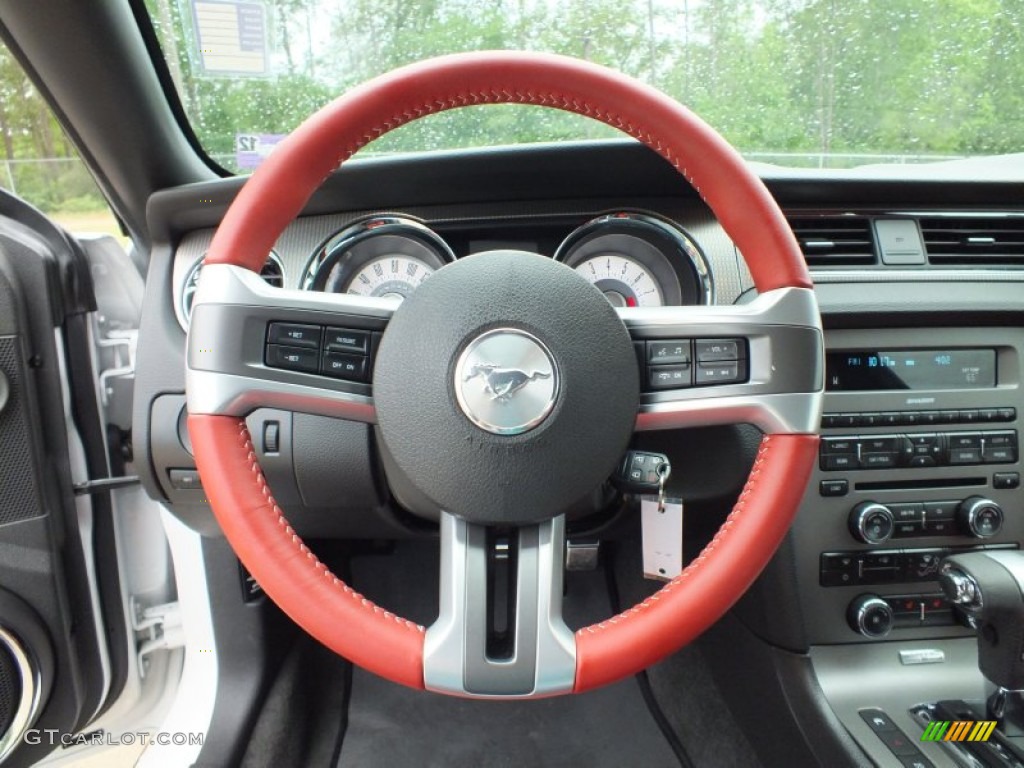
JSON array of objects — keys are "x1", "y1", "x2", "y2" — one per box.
[
  {"x1": 786, "y1": 216, "x2": 876, "y2": 266},
  {"x1": 181, "y1": 252, "x2": 285, "y2": 326},
  {"x1": 921, "y1": 217, "x2": 1024, "y2": 266}
]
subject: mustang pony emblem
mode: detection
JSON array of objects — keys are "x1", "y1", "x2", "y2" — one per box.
[{"x1": 463, "y1": 363, "x2": 552, "y2": 401}]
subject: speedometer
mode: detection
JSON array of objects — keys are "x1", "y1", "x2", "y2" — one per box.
[
  {"x1": 346, "y1": 254, "x2": 435, "y2": 299},
  {"x1": 302, "y1": 215, "x2": 453, "y2": 300},
  {"x1": 555, "y1": 213, "x2": 713, "y2": 308},
  {"x1": 573, "y1": 253, "x2": 663, "y2": 307}
]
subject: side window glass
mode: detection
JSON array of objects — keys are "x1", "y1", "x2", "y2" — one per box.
[{"x1": 0, "y1": 43, "x2": 124, "y2": 243}]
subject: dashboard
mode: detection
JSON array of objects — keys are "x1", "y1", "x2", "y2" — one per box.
[
  {"x1": 172, "y1": 207, "x2": 724, "y2": 333},
  {"x1": 133, "y1": 141, "x2": 1024, "y2": 767}
]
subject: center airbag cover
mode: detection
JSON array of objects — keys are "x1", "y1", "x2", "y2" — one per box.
[{"x1": 373, "y1": 250, "x2": 639, "y2": 525}]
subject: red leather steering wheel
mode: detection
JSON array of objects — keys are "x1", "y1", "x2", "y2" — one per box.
[{"x1": 186, "y1": 51, "x2": 822, "y2": 696}]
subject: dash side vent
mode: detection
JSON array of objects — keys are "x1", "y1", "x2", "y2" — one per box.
[
  {"x1": 921, "y1": 217, "x2": 1024, "y2": 266},
  {"x1": 786, "y1": 216, "x2": 876, "y2": 266}
]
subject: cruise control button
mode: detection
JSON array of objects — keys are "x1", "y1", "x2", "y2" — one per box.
[
  {"x1": 266, "y1": 344, "x2": 319, "y2": 373},
  {"x1": 695, "y1": 360, "x2": 746, "y2": 385},
  {"x1": 324, "y1": 327, "x2": 369, "y2": 354},
  {"x1": 322, "y1": 352, "x2": 368, "y2": 381},
  {"x1": 695, "y1": 339, "x2": 742, "y2": 362},
  {"x1": 648, "y1": 364, "x2": 692, "y2": 389},
  {"x1": 267, "y1": 322, "x2": 321, "y2": 349}
]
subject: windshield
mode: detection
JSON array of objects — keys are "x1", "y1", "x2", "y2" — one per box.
[{"x1": 144, "y1": 0, "x2": 1023, "y2": 173}]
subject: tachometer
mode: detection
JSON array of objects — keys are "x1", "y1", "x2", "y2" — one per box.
[
  {"x1": 555, "y1": 213, "x2": 713, "y2": 308},
  {"x1": 302, "y1": 215, "x2": 453, "y2": 300},
  {"x1": 573, "y1": 253, "x2": 663, "y2": 307}
]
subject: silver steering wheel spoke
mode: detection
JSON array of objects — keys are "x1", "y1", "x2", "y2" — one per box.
[
  {"x1": 186, "y1": 263, "x2": 394, "y2": 421},
  {"x1": 424, "y1": 512, "x2": 576, "y2": 698},
  {"x1": 623, "y1": 286, "x2": 824, "y2": 434}
]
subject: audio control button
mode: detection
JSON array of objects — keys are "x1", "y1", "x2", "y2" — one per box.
[
  {"x1": 862, "y1": 452, "x2": 898, "y2": 469},
  {"x1": 861, "y1": 436, "x2": 900, "y2": 453},
  {"x1": 822, "y1": 437, "x2": 858, "y2": 453},
  {"x1": 923, "y1": 501, "x2": 958, "y2": 520},
  {"x1": 957, "y1": 496, "x2": 1004, "y2": 539},
  {"x1": 850, "y1": 502, "x2": 895, "y2": 544},
  {"x1": 948, "y1": 433, "x2": 982, "y2": 450},
  {"x1": 889, "y1": 503, "x2": 925, "y2": 521},
  {"x1": 894, "y1": 521, "x2": 924, "y2": 538},
  {"x1": 949, "y1": 448, "x2": 982, "y2": 465},
  {"x1": 822, "y1": 454, "x2": 858, "y2": 471}
]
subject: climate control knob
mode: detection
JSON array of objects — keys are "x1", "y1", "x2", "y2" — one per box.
[
  {"x1": 849, "y1": 502, "x2": 895, "y2": 544},
  {"x1": 957, "y1": 496, "x2": 1004, "y2": 539},
  {"x1": 847, "y1": 594, "x2": 894, "y2": 638}
]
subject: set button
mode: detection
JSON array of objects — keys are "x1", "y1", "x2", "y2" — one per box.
[{"x1": 264, "y1": 321, "x2": 375, "y2": 383}]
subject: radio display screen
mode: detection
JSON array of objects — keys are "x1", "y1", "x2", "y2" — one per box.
[{"x1": 826, "y1": 349, "x2": 997, "y2": 391}]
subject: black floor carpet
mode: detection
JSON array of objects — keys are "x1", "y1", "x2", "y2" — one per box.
[{"x1": 336, "y1": 543, "x2": 681, "y2": 768}]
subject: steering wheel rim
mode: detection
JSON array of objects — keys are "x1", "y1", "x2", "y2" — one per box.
[{"x1": 187, "y1": 50, "x2": 821, "y2": 695}]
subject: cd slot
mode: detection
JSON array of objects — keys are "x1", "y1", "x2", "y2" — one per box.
[{"x1": 855, "y1": 477, "x2": 986, "y2": 492}]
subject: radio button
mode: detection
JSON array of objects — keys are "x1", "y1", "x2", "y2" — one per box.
[
  {"x1": 985, "y1": 431, "x2": 1017, "y2": 448},
  {"x1": 879, "y1": 413, "x2": 901, "y2": 427},
  {"x1": 919, "y1": 411, "x2": 942, "y2": 425},
  {"x1": 949, "y1": 448, "x2": 983, "y2": 465},
  {"x1": 939, "y1": 410, "x2": 961, "y2": 423},
  {"x1": 898, "y1": 412, "x2": 921, "y2": 426},
  {"x1": 983, "y1": 447, "x2": 1017, "y2": 463},
  {"x1": 993, "y1": 472, "x2": 1020, "y2": 489},
  {"x1": 822, "y1": 437, "x2": 858, "y2": 454},
  {"x1": 980, "y1": 409, "x2": 1000, "y2": 422},
  {"x1": 922, "y1": 519, "x2": 955, "y2": 536},
  {"x1": 997, "y1": 408, "x2": 1016, "y2": 422},
  {"x1": 947, "y1": 432, "x2": 982, "y2": 450},
  {"x1": 894, "y1": 521, "x2": 924, "y2": 538},
  {"x1": 862, "y1": 452, "x2": 898, "y2": 469},
  {"x1": 860, "y1": 413, "x2": 882, "y2": 427},
  {"x1": 820, "y1": 479, "x2": 850, "y2": 497},
  {"x1": 959, "y1": 409, "x2": 981, "y2": 423},
  {"x1": 861, "y1": 436, "x2": 900, "y2": 453},
  {"x1": 822, "y1": 454, "x2": 859, "y2": 471},
  {"x1": 924, "y1": 501, "x2": 958, "y2": 521},
  {"x1": 835, "y1": 414, "x2": 859, "y2": 428},
  {"x1": 909, "y1": 456, "x2": 937, "y2": 468},
  {"x1": 821, "y1": 413, "x2": 841, "y2": 428},
  {"x1": 889, "y1": 503, "x2": 924, "y2": 521},
  {"x1": 850, "y1": 502, "x2": 895, "y2": 544}
]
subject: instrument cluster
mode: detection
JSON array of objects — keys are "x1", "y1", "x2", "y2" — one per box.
[{"x1": 300, "y1": 212, "x2": 713, "y2": 308}]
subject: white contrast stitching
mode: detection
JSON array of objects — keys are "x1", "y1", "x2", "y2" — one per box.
[
  {"x1": 234, "y1": 421, "x2": 425, "y2": 634},
  {"x1": 577, "y1": 435, "x2": 776, "y2": 636}
]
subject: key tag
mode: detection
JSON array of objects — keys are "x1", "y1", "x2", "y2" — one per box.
[{"x1": 641, "y1": 462, "x2": 684, "y2": 582}]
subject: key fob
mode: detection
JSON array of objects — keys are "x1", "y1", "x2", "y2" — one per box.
[{"x1": 613, "y1": 451, "x2": 671, "y2": 494}]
